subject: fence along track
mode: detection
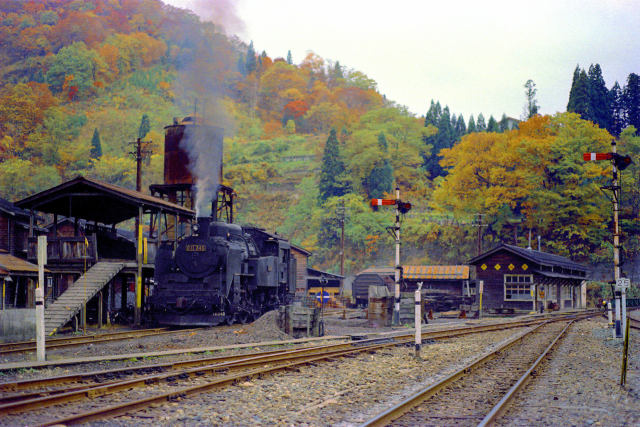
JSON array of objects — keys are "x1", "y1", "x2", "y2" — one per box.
[{"x1": 361, "y1": 320, "x2": 574, "y2": 427}]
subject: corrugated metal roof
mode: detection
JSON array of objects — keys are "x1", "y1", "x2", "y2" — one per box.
[
  {"x1": 358, "y1": 265, "x2": 469, "y2": 280},
  {"x1": 403, "y1": 265, "x2": 469, "y2": 280},
  {"x1": 0, "y1": 252, "x2": 44, "y2": 275}
]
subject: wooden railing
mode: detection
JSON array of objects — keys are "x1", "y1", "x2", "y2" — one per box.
[{"x1": 28, "y1": 234, "x2": 98, "y2": 263}]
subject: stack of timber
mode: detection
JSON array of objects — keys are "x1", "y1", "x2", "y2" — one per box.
[{"x1": 277, "y1": 302, "x2": 322, "y2": 338}]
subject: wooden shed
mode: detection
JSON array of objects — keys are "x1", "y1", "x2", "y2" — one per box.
[
  {"x1": 352, "y1": 265, "x2": 470, "y2": 307},
  {"x1": 468, "y1": 244, "x2": 588, "y2": 312},
  {"x1": 291, "y1": 245, "x2": 311, "y2": 295}
]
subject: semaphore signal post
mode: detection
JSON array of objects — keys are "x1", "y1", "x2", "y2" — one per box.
[
  {"x1": 583, "y1": 140, "x2": 633, "y2": 339},
  {"x1": 371, "y1": 186, "x2": 412, "y2": 326}
]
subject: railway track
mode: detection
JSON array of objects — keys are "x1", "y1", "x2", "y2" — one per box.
[
  {"x1": 0, "y1": 327, "x2": 202, "y2": 356},
  {"x1": 0, "y1": 312, "x2": 594, "y2": 425},
  {"x1": 361, "y1": 319, "x2": 575, "y2": 426}
]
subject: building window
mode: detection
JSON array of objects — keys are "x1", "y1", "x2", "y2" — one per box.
[
  {"x1": 561, "y1": 285, "x2": 573, "y2": 300},
  {"x1": 504, "y1": 274, "x2": 533, "y2": 301}
]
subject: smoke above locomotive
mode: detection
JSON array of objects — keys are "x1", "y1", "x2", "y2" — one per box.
[{"x1": 164, "y1": 116, "x2": 224, "y2": 217}]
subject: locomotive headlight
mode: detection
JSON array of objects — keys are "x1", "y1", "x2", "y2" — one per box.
[{"x1": 193, "y1": 223, "x2": 200, "y2": 234}]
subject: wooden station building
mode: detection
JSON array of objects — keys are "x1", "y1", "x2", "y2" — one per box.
[
  {"x1": 13, "y1": 175, "x2": 194, "y2": 334},
  {"x1": 468, "y1": 244, "x2": 588, "y2": 312},
  {"x1": 0, "y1": 197, "x2": 44, "y2": 310}
]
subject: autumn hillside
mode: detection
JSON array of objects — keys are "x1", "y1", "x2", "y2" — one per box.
[{"x1": 1, "y1": 0, "x2": 640, "y2": 279}]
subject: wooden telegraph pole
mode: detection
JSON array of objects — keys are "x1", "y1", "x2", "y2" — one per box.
[
  {"x1": 129, "y1": 138, "x2": 152, "y2": 326},
  {"x1": 336, "y1": 202, "x2": 346, "y2": 277}
]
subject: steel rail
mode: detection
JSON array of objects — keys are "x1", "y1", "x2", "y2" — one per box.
[
  {"x1": 359, "y1": 323, "x2": 549, "y2": 427},
  {"x1": 0, "y1": 327, "x2": 206, "y2": 355},
  {"x1": 477, "y1": 320, "x2": 573, "y2": 426},
  {"x1": 1, "y1": 312, "x2": 584, "y2": 392},
  {"x1": 360, "y1": 316, "x2": 585, "y2": 427},
  {"x1": 36, "y1": 339, "x2": 407, "y2": 426},
  {"x1": 1, "y1": 312, "x2": 595, "y2": 423},
  {"x1": 0, "y1": 341, "x2": 355, "y2": 393},
  {"x1": 1, "y1": 340, "x2": 390, "y2": 415},
  {"x1": 28, "y1": 314, "x2": 593, "y2": 425},
  {"x1": 0, "y1": 328, "x2": 168, "y2": 351}
]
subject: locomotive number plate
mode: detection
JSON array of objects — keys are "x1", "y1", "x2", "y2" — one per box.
[{"x1": 186, "y1": 244, "x2": 206, "y2": 252}]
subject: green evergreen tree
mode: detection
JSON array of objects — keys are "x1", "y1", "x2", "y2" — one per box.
[
  {"x1": 90, "y1": 128, "x2": 102, "y2": 159},
  {"x1": 424, "y1": 106, "x2": 454, "y2": 179},
  {"x1": 367, "y1": 132, "x2": 393, "y2": 198},
  {"x1": 499, "y1": 114, "x2": 510, "y2": 132},
  {"x1": 245, "y1": 41, "x2": 256, "y2": 74},
  {"x1": 624, "y1": 73, "x2": 640, "y2": 133},
  {"x1": 609, "y1": 81, "x2": 625, "y2": 136},
  {"x1": 587, "y1": 64, "x2": 610, "y2": 130},
  {"x1": 467, "y1": 115, "x2": 477, "y2": 133},
  {"x1": 450, "y1": 113, "x2": 458, "y2": 138},
  {"x1": 237, "y1": 53, "x2": 246, "y2": 76},
  {"x1": 455, "y1": 114, "x2": 466, "y2": 136},
  {"x1": 487, "y1": 115, "x2": 499, "y2": 132},
  {"x1": 567, "y1": 66, "x2": 590, "y2": 119},
  {"x1": 424, "y1": 100, "x2": 440, "y2": 126},
  {"x1": 138, "y1": 114, "x2": 150, "y2": 139},
  {"x1": 286, "y1": 50, "x2": 293, "y2": 65},
  {"x1": 319, "y1": 129, "x2": 348, "y2": 201},
  {"x1": 523, "y1": 79, "x2": 540, "y2": 119},
  {"x1": 476, "y1": 113, "x2": 487, "y2": 132},
  {"x1": 329, "y1": 61, "x2": 344, "y2": 87}
]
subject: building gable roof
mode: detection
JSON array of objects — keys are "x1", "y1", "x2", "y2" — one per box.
[
  {"x1": 0, "y1": 197, "x2": 29, "y2": 218},
  {"x1": 15, "y1": 176, "x2": 195, "y2": 224},
  {"x1": 468, "y1": 243, "x2": 588, "y2": 272}
]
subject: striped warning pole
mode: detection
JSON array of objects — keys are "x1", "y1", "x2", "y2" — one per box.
[{"x1": 415, "y1": 282, "x2": 423, "y2": 358}]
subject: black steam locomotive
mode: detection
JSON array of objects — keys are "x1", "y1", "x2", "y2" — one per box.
[{"x1": 150, "y1": 216, "x2": 296, "y2": 326}]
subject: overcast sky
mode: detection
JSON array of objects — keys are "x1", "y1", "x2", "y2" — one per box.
[{"x1": 163, "y1": 0, "x2": 640, "y2": 121}]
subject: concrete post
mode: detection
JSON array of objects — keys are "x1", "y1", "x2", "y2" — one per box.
[
  {"x1": 36, "y1": 235, "x2": 46, "y2": 361},
  {"x1": 621, "y1": 287, "x2": 627, "y2": 339},
  {"x1": 98, "y1": 290, "x2": 103, "y2": 328},
  {"x1": 614, "y1": 292, "x2": 622, "y2": 337},
  {"x1": 35, "y1": 287, "x2": 45, "y2": 361},
  {"x1": 415, "y1": 282, "x2": 422, "y2": 358}
]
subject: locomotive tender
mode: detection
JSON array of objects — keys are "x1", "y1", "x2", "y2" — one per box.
[{"x1": 149, "y1": 116, "x2": 296, "y2": 326}]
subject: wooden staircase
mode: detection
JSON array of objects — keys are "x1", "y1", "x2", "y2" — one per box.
[{"x1": 45, "y1": 262, "x2": 125, "y2": 335}]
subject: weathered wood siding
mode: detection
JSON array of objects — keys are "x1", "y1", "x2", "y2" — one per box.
[
  {"x1": 291, "y1": 248, "x2": 309, "y2": 294},
  {"x1": 475, "y1": 251, "x2": 533, "y2": 310}
]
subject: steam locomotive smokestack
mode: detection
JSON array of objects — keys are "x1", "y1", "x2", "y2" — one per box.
[{"x1": 196, "y1": 217, "x2": 210, "y2": 238}]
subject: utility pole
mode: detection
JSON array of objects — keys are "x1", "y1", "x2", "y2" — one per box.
[
  {"x1": 129, "y1": 138, "x2": 152, "y2": 326},
  {"x1": 336, "y1": 202, "x2": 346, "y2": 277},
  {"x1": 472, "y1": 213, "x2": 488, "y2": 256},
  {"x1": 129, "y1": 138, "x2": 153, "y2": 193}
]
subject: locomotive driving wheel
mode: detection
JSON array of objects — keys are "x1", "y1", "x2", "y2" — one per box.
[
  {"x1": 238, "y1": 311, "x2": 249, "y2": 324},
  {"x1": 224, "y1": 313, "x2": 235, "y2": 325}
]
